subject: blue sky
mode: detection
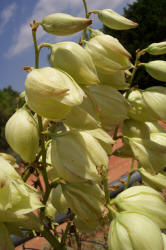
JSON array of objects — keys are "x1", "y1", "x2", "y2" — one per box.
[{"x1": 0, "y1": 0, "x2": 136, "y2": 92}]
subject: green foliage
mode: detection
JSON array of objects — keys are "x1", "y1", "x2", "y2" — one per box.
[
  {"x1": 103, "y1": 0, "x2": 166, "y2": 89},
  {"x1": 0, "y1": 86, "x2": 19, "y2": 151}
]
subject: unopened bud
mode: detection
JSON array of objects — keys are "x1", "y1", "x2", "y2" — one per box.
[
  {"x1": 122, "y1": 119, "x2": 150, "y2": 139},
  {"x1": 5, "y1": 108, "x2": 39, "y2": 162},
  {"x1": 108, "y1": 212, "x2": 163, "y2": 250},
  {"x1": 25, "y1": 67, "x2": 85, "y2": 120},
  {"x1": 128, "y1": 137, "x2": 166, "y2": 174},
  {"x1": 51, "y1": 130, "x2": 108, "y2": 183},
  {"x1": 49, "y1": 41, "x2": 100, "y2": 86},
  {"x1": 94, "y1": 9, "x2": 138, "y2": 30},
  {"x1": 146, "y1": 41, "x2": 166, "y2": 55},
  {"x1": 143, "y1": 86, "x2": 166, "y2": 121},
  {"x1": 139, "y1": 167, "x2": 166, "y2": 192},
  {"x1": 141, "y1": 60, "x2": 166, "y2": 82},
  {"x1": 128, "y1": 89, "x2": 159, "y2": 122},
  {"x1": 114, "y1": 185, "x2": 166, "y2": 228},
  {"x1": 85, "y1": 85, "x2": 128, "y2": 129},
  {"x1": 96, "y1": 67, "x2": 129, "y2": 90},
  {"x1": 85, "y1": 34, "x2": 132, "y2": 72},
  {"x1": 40, "y1": 13, "x2": 92, "y2": 36}
]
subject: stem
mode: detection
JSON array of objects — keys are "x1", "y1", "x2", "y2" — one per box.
[
  {"x1": 124, "y1": 158, "x2": 135, "y2": 189},
  {"x1": 107, "y1": 204, "x2": 119, "y2": 217},
  {"x1": 125, "y1": 49, "x2": 146, "y2": 99},
  {"x1": 32, "y1": 30, "x2": 39, "y2": 68},
  {"x1": 61, "y1": 222, "x2": 71, "y2": 246},
  {"x1": 103, "y1": 176, "x2": 112, "y2": 221},
  {"x1": 22, "y1": 166, "x2": 33, "y2": 182},
  {"x1": 38, "y1": 42, "x2": 52, "y2": 54},
  {"x1": 81, "y1": 0, "x2": 90, "y2": 42},
  {"x1": 73, "y1": 224, "x2": 81, "y2": 250},
  {"x1": 41, "y1": 226, "x2": 64, "y2": 250},
  {"x1": 113, "y1": 125, "x2": 119, "y2": 140},
  {"x1": 37, "y1": 115, "x2": 50, "y2": 202},
  {"x1": 32, "y1": 29, "x2": 50, "y2": 196},
  {"x1": 82, "y1": 0, "x2": 89, "y2": 18},
  {"x1": 103, "y1": 177, "x2": 110, "y2": 205}
]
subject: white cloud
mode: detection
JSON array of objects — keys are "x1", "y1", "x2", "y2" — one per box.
[
  {"x1": 0, "y1": 2, "x2": 17, "y2": 35},
  {"x1": 6, "y1": 0, "x2": 131, "y2": 58}
]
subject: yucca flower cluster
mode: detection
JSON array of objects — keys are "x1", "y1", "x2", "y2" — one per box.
[{"x1": 2, "y1": 2, "x2": 166, "y2": 249}]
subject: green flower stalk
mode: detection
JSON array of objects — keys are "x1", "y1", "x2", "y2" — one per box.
[
  {"x1": 40, "y1": 13, "x2": 92, "y2": 36},
  {"x1": 49, "y1": 41, "x2": 100, "y2": 86},
  {"x1": 113, "y1": 185, "x2": 166, "y2": 228},
  {"x1": 25, "y1": 67, "x2": 85, "y2": 120},
  {"x1": 5, "y1": 108, "x2": 39, "y2": 162},
  {"x1": 93, "y1": 9, "x2": 138, "y2": 30}
]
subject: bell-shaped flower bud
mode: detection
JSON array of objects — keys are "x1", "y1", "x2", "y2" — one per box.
[
  {"x1": 150, "y1": 132, "x2": 166, "y2": 147},
  {"x1": 83, "y1": 85, "x2": 128, "y2": 129},
  {"x1": 113, "y1": 142, "x2": 134, "y2": 158},
  {"x1": 40, "y1": 13, "x2": 92, "y2": 36},
  {"x1": 108, "y1": 212, "x2": 164, "y2": 250},
  {"x1": 162, "y1": 233, "x2": 166, "y2": 250},
  {"x1": 85, "y1": 34, "x2": 132, "y2": 72},
  {"x1": 49, "y1": 42, "x2": 100, "y2": 86},
  {"x1": 62, "y1": 182, "x2": 105, "y2": 226},
  {"x1": 0, "y1": 222, "x2": 15, "y2": 250},
  {"x1": 96, "y1": 67, "x2": 129, "y2": 90},
  {"x1": 85, "y1": 128, "x2": 114, "y2": 155},
  {"x1": 114, "y1": 185, "x2": 166, "y2": 228},
  {"x1": 143, "y1": 86, "x2": 166, "y2": 121},
  {"x1": 50, "y1": 184, "x2": 68, "y2": 214},
  {"x1": 51, "y1": 130, "x2": 108, "y2": 183},
  {"x1": 145, "y1": 121, "x2": 166, "y2": 133},
  {"x1": 74, "y1": 215, "x2": 99, "y2": 232},
  {"x1": 94, "y1": 9, "x2": 138, "y2": 30},
  {"x1": 88, "y1": 28, "x2": 104, "y2": 38},
  {"x1": 141, "y1": 60, "x2": 166, "y2": 82},
  {"x1": 64, "y1": 105, "x2": 100, "y2": 130},
  {"x1": 122, "y1": 119, "x2": 150, "y2": 139},
  {"x1": 5, "y1": 108, "x2": 39, "y2": 162},
  {"x1": 25, "y1": 67, "x2": 85, "y2": 120},
  {"x1": 0, "y1": 153, "x2": 17, "y2": 168},
  {"x1": 139, "y1": 167, "x2": 166, "y2": 192},
  {"x1": 128, "y1": 89, "x2": 159, "y2": 122},
  {"x1": 128, "y1": 137, "x2": 166, "y2": 174},
  {"x1": 146, "y1": 41, "x2": 166, "y2": 55},
  {"x1": 45, "y1": 200, "x2": 58, "y2": 220},
  {"x1": 0, "y1": 158, "x2": 43, "y2": 222}
]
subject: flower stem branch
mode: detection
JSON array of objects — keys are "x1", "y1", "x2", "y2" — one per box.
[
  {"x1": 124, "y1": 158, "x2": 135, "y2": 189},
  {"x1": 125, "y1": 49, "x2": 146, "y2": 98}
]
